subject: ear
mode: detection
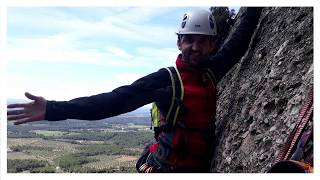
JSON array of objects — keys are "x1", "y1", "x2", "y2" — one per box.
[{"x1": 177, "y1": 39, "x2": 182, "y2": 51}]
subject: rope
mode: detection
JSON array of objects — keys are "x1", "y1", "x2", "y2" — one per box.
[{"x1": 275, "y1": 88, "x2": 313, "y2": 163}]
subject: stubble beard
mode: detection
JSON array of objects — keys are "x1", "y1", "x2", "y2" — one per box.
[{"x1": 182, "y1": 52, "x2": 209, "y2": 68}]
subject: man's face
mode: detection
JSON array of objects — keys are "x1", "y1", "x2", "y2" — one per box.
[{"x1": 177, "y1": 34, "x2": 216, "y2": 67}]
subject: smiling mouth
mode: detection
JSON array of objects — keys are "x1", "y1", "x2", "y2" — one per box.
[
  {"x1": 190, "y1": 54, "x2": 201, "y2": 61},
  {"x1": 190, "y1": 52, "x2": 200, "y2": 58}
]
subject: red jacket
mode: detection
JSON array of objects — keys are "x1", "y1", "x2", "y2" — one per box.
[{"x1": 150, "y1": 55, "x2": 216, "y2": 170}]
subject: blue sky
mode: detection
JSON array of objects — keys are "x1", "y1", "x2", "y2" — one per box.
[{"x1": 7, "y1": 7, "x2": 238, "y2": 101}]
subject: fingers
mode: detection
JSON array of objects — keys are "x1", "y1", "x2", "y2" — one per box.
[
  {"x1": 7, "y1": 114, "x2": 28, "y2": 121},
  {"x1": 13, "y1": 116, "x2": 43, "y2": 125},
  {"x1": 13, "y1": 118, "x2": 33, "y2": 125},
  {"x1": 25, "y1": 92, "x2": 40, "y2": 101},
  {"x1": 7, "y1": 109, "x2": 25, "y2": 116},
  {"x1": 7, "y1": 103, "x2": 29, "y2": 109}
]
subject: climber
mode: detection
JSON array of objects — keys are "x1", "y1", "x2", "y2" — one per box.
[{"x1": 7, "y1": 7, "x2": 262, "y2": 173}]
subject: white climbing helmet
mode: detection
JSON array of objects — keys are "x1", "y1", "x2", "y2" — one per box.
[{"x1": 177, "y1": 9, "x2": 217, "y2": 36}]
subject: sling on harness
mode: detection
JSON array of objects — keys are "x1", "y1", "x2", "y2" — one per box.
[
  {"x1": 268, "y1": 88, "x2": 313, "y2": 173},
  {"x1": 150, "y1": 66, "x2": 184, "y2": 137}
]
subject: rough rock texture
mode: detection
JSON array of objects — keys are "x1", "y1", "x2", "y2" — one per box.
[{"x1": 210, "y1": 7, "x2": 313, "y2": 173}]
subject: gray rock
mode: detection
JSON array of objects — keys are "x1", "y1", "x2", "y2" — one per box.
[
  {"x1": 211, "y1": 7, "x2": 313, "y2": 173},
  {"x1": 249, "y1": 121, "x2": 257, "y2": 133},
  {"x1": 274, "y1": 40, "x2": 289, "y2": 57},
  {"x1": 241, "y1": 131, "x2": 250, "y2": 139},
  {"x1": 254, "y1": 134, "x2": 264, "y2": 144},
  {"x1": 276, "y1": 138, "x2": 283, "y2": 144},
  {"x1": 269, "y1": 125, "x2": 277, "y2": 132},
  {"x1": 226, "y1": 156, "x2": 232, "y2": 164},
  {"x1": 259, "y1": 154, "x2": 268, "y2": 162}
]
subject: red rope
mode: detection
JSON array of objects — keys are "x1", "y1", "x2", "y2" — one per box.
[{"x1": 275, "y1": 88, "x2": 313, "y2": 163}]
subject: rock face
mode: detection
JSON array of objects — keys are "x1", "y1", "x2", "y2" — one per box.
[{"x1": 210, "y1": 7, "x2": 313, "y2": 173}]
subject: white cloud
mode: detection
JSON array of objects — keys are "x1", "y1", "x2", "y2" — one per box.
[
  {"x1": 115, "y1": 73, "x2": 146, "y2": 85},
  {"x1": 8, "y1": 35, "x2": 74, "y2": 50},
  {"x1": 104, "y1": 7, "x2": 174, "y2": 24},
  {"x1": 7, "y1": 74, "x2": 116, "y2": 100},
  {"x1": 135, "y1": 47, "x2": 179, "y2": 67},
  {"x1": 9, "y1": 7, "x2": 180, "y2": 48},
  {"x1": 105, "y1": 47, "x2": 133, "y2": 59},
  {"x1": 7, "y1": 7, "x2": 189, "y2": 100},
  {"x1": 8, "y1": 7, "x2": 182, "y2": 69},
  {"x1": 8, "y1": 45, "x2": 179, "y2": 69},
  {"x1": 6, "y1": 75, "x2": 66, "y2": 100}
]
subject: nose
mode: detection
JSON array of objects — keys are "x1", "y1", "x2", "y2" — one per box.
[{"x1": 191, "y1": 40, "x2": 201, "y2": 51}]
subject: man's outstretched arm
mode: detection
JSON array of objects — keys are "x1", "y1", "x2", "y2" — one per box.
[
  {"x1": 7, "y1": 68, "x2": 171, "y2": 124},
  {"x1": 45, "y1": 68, "x2": 170, "y2": 121}
]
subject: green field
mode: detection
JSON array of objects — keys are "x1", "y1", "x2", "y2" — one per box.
[
  {"x1": 127, "y1": 124, "x2": 150, "y2": 129},
  {"x1": 8, "y1": 129, "x2": 153, "y2": 173},
  {"x1": 31, "y1": 130, "x2": 67, "y2": 137}
]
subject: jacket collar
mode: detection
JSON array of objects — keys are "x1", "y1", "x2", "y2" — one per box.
[{"x1": 176, "y1": 54, "x2": 205, "y2": 73}]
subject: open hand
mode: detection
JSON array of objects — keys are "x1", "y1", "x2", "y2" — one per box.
[{"x1": 7, "y1": 92, "x2": 47, "y2": 125}]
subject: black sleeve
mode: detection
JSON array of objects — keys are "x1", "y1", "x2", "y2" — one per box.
[
  {"x1": 45, "y1": 68, "x2": 171, "y2": 121},
  {"x1": 206, "y1": 7, "x2": 262, "y2": 82}
]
